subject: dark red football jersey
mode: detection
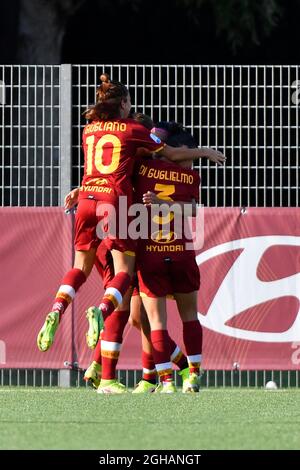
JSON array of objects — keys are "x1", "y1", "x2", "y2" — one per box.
[
  {"x1": 79, "y1": 118, "x2": 164, "y2": 205},
  {"x1": 134, "y1": 159, "x2": 200, "y2": 262}
]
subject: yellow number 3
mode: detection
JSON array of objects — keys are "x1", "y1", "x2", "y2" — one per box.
[
  {"x1": 86, "y1": 134, "x2": 121, "y2": 175},
  {"x1": 154, "y1": 184, "x2": 175, "y2": 201},
  {"x1": 153, "y1": 183, "x2": 175, "y2": 224}
]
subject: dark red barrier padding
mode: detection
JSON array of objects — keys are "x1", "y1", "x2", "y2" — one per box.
[{"x1": 0, "y1": 207, "x2": 299, "y2": 370}]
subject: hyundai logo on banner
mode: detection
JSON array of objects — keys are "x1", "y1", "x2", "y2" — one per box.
[{"x1": 197, "y1": 236, "x2": 300, "y2": 343}]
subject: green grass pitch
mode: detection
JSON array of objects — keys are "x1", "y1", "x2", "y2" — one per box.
[{"x1": 0, "y1": 388, "x2": 300, "y2": 450}]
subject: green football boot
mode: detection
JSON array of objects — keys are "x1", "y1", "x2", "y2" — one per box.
[
  {"x1": 179, "y1": 367, "x2": 191, "y2": 393},
  {"x1": 154, "y1": 381, "x2": 177, "y2": 394},
  {"x1": 83, "y1": 361, "x2": 102, "y2": 389},
  {"x1": 182, "y1": 372, "x2": 201, "y2": 393},
  {"x1": 37, "y1": 311, "x2": 60, "y2": 352},
  {"x1": 97, "y1": 379, "x2": 128, "y2": 394},
  {"x1": 86, "y1": 306, "x2": 104, "y2": 349},
  {"x1": 132, "y1": 380, "x2": 156, "y2": 394}
]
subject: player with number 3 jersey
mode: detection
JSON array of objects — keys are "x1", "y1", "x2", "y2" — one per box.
[
  {"x1": 135, "y1": 158, "x2": 200, "y2": 298},
  {"x1": 134, "y1": 122, "x2": 204, "y2": 393}
]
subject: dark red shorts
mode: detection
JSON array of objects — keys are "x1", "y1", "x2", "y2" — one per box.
[
  {"x1": 74, "y1": 199, "x2": 136, "y2": 254},
  {"x1": 137, "y1": 256, "x2": 200, "y2": 298}
]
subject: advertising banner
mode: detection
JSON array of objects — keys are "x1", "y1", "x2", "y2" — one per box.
[{"x1": 0, "y1": 207, "x2": 299, "y2": 370}]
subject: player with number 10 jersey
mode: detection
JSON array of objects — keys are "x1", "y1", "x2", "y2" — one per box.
[
  {"x1": 75, "y1": 118, "x2": 164, "y2": 253},
  {"x1": 79, "y1": 119, "x2": 164, "y2": 206}
]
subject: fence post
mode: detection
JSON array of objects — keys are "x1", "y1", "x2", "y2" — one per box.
[
  {"x1": 60, "y1": 64, "x2": 72, "y2": 206},
  {"x1": 58, "y1": 369, "x2": 71, "y2": 388},
  {"x1": 59, "y1": 64, "x2": 72, "y2": 386}
]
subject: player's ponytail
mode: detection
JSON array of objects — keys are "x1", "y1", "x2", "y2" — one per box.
[
  {"x1": 83, "y1": 73, "x2": 129, "y2": 121},
  {"x1": 96, "y1": 73, "x2": 112, "y2": 98}
]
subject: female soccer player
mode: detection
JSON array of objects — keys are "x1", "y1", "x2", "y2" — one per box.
[
  {"x1": 134, "y1": 122, "x2": 204, "y2": 393},
  {"x1": 37, "y1": 74, "x2": 225, "y2": 359},
  {"x1": 84, "y1": 121, "x2": 207, "y2": 394},
  {"x1": 66, "y1": 115, "x2": 192, "y2": 394}
]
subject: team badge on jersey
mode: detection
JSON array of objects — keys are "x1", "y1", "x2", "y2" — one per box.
[{"x1": 150, "y1": 133, "x2": 162, "y2": 144}]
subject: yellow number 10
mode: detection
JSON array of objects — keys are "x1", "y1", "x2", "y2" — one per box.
[{"x1": 86, "y1": 134, "x2": 121, "y2": 175}]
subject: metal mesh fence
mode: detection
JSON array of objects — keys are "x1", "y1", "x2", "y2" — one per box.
[
  {"x1": 72, "y1": 64, "x2": 300, "y2": 207},
  {"x1": 0, "y1": 65, "x2": 60, "y2": 206},
  {"x1": 1, "y1": 64, "x2": 299, "y2": 386},
  {"x1": 1, "y1": 64, "x2": 299, "y2": 207},
  {"x1": 1, "y1": 368, "x2": 300, "y2": 388}
]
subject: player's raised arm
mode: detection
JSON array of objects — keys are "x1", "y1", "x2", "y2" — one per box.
[
  {"x1": 142, "y1": 191, "x2": 197, "y2": 217},
  {"x1": 160, "y1": 145, "x2": 226, "y2": 166},
  {"x1": 64, "y1": 187, "x2": 80, "y2": 210}
]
